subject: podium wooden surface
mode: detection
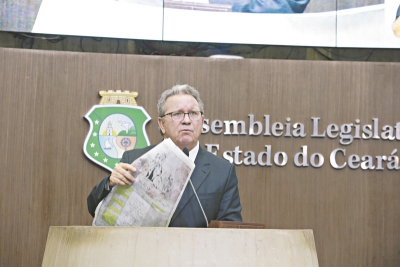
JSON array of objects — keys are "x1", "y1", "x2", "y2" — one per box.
[{"x1": 42, "y1": 226, "x2": 318, "y2": 267}]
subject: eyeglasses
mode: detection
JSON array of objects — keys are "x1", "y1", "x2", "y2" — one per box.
[{"x1": 160, "y1": 111, "x2": 203, "y2": 121}]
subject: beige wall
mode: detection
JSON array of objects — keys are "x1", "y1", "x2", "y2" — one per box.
[{"x1": 1, "y1": 48, "x2": 400, "y2": 266}]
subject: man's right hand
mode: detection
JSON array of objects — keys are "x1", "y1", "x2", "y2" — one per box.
[
  {"x1": 393, "y1": 17, "x2": 400, "y2": 38},
  {"x1": 109, "y1": 163, "x2": 136, "y2": 187}
]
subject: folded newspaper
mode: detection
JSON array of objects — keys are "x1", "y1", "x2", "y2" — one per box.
[{"x1": 93, "y1": 138, "x2": 195, "y2": 227}]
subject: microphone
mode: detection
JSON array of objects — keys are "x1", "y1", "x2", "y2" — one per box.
[
  {"x1": 183, "y1": 147, "x2": 189, "y2": 157},
  {"x1": 183, "y1": 147, "x2": 209, "y2": 227}
]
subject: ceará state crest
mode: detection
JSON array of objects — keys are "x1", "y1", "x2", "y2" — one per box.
[{"x1": 83, "y1": 90, "x2": 151, "y2": 171}]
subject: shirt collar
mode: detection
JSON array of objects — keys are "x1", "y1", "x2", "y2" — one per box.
[
  {"x1": 188, "y1": 141, "x2": 200, "y2": 162},
  {"x1": 164, "y1": 139, "x2": 199, "y2": 162}
]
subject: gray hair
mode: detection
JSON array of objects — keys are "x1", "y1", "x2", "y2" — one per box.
[
  {"x1": 157, "y1": 84, "x2": 204, "y2": 136},
  {"x1": 157, "y1": 84, "x2": 204, "y2": 117}
]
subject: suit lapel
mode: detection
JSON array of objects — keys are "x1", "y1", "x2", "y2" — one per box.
[{"x1": 170, "y1": 146, "x2": 210, "y2": 223}]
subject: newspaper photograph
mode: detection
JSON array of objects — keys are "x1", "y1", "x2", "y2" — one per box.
[{"x1": 93, "y1": 138, "x2": 195, "y2": 227}]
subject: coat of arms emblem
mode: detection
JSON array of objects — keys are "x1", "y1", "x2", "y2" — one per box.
[{"x1": 83, "y1": 90, "x2": 151, "y2": 171}]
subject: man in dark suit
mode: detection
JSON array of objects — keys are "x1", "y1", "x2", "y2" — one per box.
[
  {"x1": 87, "y1": 84, "x2": 242, "y2": 227},
  {"x1": 212, "y1": 0, "x2": 310, "y2": 13}
]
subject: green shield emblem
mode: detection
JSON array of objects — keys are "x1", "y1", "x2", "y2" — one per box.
[{"x1": 83, "y1": 104, "x2": 151, "y2": 171}]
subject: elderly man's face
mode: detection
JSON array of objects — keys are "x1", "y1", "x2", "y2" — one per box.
[{"x1": 158, "y1": 94, "x2": 204, "y2": 151}]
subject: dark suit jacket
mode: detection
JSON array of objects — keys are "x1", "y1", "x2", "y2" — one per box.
[{"x1": 87, "y1": 145, "x2": 242, "y2": 227}]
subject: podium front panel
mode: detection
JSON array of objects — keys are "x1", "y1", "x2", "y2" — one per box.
[{"x1": 42, "y1": 226, "x2": 318, "y2": 267}]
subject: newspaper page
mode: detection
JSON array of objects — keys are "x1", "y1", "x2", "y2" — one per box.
[{"x1": 93, "y1": 138, "x2": 195, "y2": 227}]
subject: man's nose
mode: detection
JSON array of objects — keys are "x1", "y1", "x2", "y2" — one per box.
[{"x1": 182, "y1": 113, "x2": 191, "y2": 122}]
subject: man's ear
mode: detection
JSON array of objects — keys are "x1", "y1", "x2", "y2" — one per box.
[{"x1": 157, "y1": 117, "x2": 165, "y2": 135}]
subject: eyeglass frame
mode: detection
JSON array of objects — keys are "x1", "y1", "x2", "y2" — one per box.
[{"x1": 159, "y1": 110, "x2": 204, "y2": 121}]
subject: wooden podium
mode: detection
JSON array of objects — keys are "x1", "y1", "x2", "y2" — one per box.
[{"x1": 42, "y1": 225, "x2": 319, "y2": 267}]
